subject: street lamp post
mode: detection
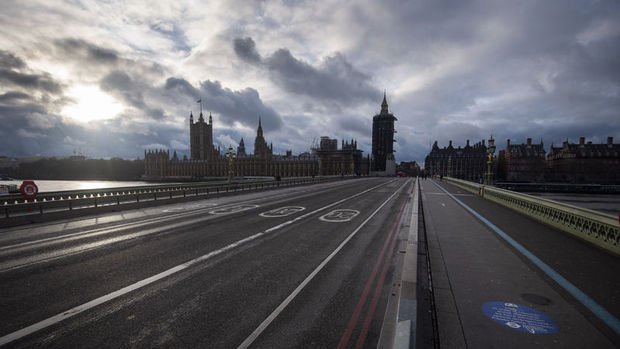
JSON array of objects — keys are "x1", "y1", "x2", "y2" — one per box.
[
  {"x1": 225, "y1": 146, "x2": 236, "y2": 186},
  {"x1": 486, "y1": 135, "x2": 496, "y2": 185}
]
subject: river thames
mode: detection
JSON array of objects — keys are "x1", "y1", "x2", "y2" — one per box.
[{"x1": 0, "y1": 179, "x2": 167, "y2": 193}]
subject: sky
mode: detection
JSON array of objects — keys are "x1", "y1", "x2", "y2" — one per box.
[{"x1": 0, "y1": 0, "x2": 619, "y2": 165}]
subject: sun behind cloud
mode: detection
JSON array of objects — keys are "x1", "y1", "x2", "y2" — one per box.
[{"x1": 62, "y1": 84, "x2": 124, "y2": 123}]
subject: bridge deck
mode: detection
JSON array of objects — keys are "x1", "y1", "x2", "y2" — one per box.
[{"x1": 420, "y1": 179, "x2": 619, "y2": 348}]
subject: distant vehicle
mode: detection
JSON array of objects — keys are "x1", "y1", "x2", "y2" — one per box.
[
  {"x1": 0, "y1": 174, "x2": 14, "y2": 180},
  {"x1": 396, "y1": 171, "x2": 407, "y2": 177}
]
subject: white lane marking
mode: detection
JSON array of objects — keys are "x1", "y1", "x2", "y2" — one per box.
[
  {"x1": 259, "y1": 206, "x2": 306, "y2": 218},
  {"x1": 0, "y1": 179, "x2": 358, "y2": 250},
  {"x1": 162, "y1": 203, "x2": 217, "y2": 212},
  {"x1": 1, "y1": 202, "x2": 265, "y2": 271},
  {"x1": 208, "y1": 204, "x2": 259, "y2": 215},
  {"x1": 319, "y1": 209, "x2": 360, "y2": 222},
  {"x1": 0, "y1": 202, "x2": 248, "y2": 254},
  {"x1": 0, "y1": 182, "x2": 384, "y2": 270},
  {"x1": 237, "y1": 179, "x2": 411, "y2": 349},
  {"x1": 0, "y1": 180, "x2": 396, "y2": 346},
  {"x1": 425, "y1": 192, "x2": 472, "y2": 197}
]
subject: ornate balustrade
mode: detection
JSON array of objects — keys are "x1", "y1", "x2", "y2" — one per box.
[{"x1": 444, "y1": 177, "x2": 620, "y2": 256}]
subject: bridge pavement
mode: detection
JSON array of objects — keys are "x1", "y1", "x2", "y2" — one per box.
[{"x1": 420, "y1": 179, "x2": 619, "y2": 348}]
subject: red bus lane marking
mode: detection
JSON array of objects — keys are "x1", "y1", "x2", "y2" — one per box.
[
  {"x1": 355, "y1": 203, "x2": 409, "y2": 349},
  {"x1": 337, "y1": 195, "x2": 409, "y2": 349}
]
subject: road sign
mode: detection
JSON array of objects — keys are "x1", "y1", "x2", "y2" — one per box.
[{"x1": 19, "y1": 180, "x2": 38, "y2": 200}]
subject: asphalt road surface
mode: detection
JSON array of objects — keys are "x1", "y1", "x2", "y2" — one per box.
[{"x1": 0, "y1": 177, "x2": 411, "y2": 348}]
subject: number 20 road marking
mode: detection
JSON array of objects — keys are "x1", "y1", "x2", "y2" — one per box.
[
  {"x1": 259, "y1": 206, "x2": 306, "y2": 217},
  {"x1": 319, "y1": 209, "x2": 360, "y2": 222}
]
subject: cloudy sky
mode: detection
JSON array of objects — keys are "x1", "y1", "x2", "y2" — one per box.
[{"x1": 1, "y1": 0, "x2": 618, "y2": 165}]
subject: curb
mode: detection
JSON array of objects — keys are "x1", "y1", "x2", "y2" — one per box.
[{"x1": 379, "y1": 177, "x2": 419, "y2": 348}]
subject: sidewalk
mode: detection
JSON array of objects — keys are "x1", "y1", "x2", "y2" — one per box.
[{"x1": 420, "y1": 179, "x2": 616, "y2": 348}]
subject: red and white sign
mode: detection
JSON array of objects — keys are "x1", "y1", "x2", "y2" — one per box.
[{"x1": 19, "y1": 180, "x2": 38, "y2": 200}]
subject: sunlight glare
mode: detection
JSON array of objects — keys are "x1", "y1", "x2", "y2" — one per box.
[{"x1": 62, "y1": 85, "x2": 124, "y2": 122}]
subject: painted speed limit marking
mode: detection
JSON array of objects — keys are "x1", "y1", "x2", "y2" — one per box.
[
  {"x1": 319, "y1": 209, "x2": 360, "y2": 222},
  {"x1": 209, "y1": 204, "x2": 259, "y2": 215},
  {"x1": 260, "y1": 206, "x2": 306, "y2": 217}
]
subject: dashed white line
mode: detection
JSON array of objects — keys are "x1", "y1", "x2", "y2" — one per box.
[
  {"x1": 237, "y1": 179, "x2": 411, "y2": 348},
  {"x1": 0, "y1": 180, "x2": 395, "y2": 346}
]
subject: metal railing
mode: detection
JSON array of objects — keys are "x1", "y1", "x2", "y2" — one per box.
[
  {"x1": 1, "y1": 176, "x2": 349, "y2": 219},
  {"x1": 444, "y1": 177, "x2": 620, "y2": 256},
  {"x1": 0, "y1": 178, "x2": 275, "y2": 204}
]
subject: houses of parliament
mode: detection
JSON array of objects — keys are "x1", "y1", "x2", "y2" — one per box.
[{"x1": 144, "y1": 95, "x2": 398, "y2": 179}]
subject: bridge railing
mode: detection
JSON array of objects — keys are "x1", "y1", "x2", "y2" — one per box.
[
  {"x1": 1, "y1": 176, "x2": 350, "y2": 219},
  {"x1": 0, "y1": 178, "x2": 279, "y2": 204},
  {"x1": 444, "y1": 177, "x2": 620, "y2": 256}
]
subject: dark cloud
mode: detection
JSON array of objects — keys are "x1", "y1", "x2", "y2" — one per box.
[
  {"x1": 0, "y1": 94, "x2": 57, "y2": 156},
  {"x1": 2, "y1": 1, "x2": 618, "y2": 165},
  {"x1": 150, "y1": 21, "x2": 191, "y2": 53},
  {"x1": 0, "y1": 51, "x2": 63, "y2": 94},
  {"x1": 100, "y1": 70, "x2": 165, "y2": 120},
  {"x1": 164, "y1": 77, "x2": 282, "y2": 130},
  {"x1": 232, "y1": 37, "x2": 379, "y2": 104},
  {"x1": 54, "y1": 38, "x2": 119, "y2": 64},
  {"x1": 0, "y1": 68, "x2": 63, "y2": 94},
  {"x1": 265, "y1": 49, "x2": 379, "y2": 102},
  {"x1": 0, "y1": 52, "x2": 64, "y2": 147},
  {"x1": 337, "y1": 116, "x2": 371, "y2": 137},
  {"x1": 0, "y1": 50, "x2": 26, "y2": 69},
  {"x1": 0, "y1": 91, "x2": 181, "y2": 158},
  {"x1": 233, "y1": 37, "x2": 261, "y2": 63},
  {"x1": 0, "y1": 91, "x2": 31, "y2": 103}
]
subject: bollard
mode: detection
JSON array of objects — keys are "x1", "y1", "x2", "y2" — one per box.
[{"x1": 39, "y1": 204, "x2": 43, "y2": 214}]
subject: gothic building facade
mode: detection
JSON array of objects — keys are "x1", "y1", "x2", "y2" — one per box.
[
  {"x1": 189, "y1": 111, "x2": 218, "y2": 161},
  {"x1": 315, "y1": 137, "x2": 366, "y2": 176},
  {"x1": 423, "y1": 136, "x2": 620, "y2": 184},
  {"x1": 424, "y1": 140, "x2": 487, "y2": 180},
  {"x1": 371, "y1": 92, "x2": 397, "y2": 175},
  {"x1": 144, "y1": 111, "x2": 367, "y2": 179},
  {"x1": 497, "y1": 138, "x2": 546, "y2": 182},
  {"x1": 546, "y1": 137, "x2": 620, "y2": 184}
]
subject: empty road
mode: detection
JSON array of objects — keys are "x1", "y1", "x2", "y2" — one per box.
[{"x1": 0, "y1": 178, "x2": 411, "y2": 348}]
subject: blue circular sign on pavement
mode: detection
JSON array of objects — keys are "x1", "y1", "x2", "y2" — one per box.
[{"x1": 482, "y1": 301, "x2": 559, "y2": 334}]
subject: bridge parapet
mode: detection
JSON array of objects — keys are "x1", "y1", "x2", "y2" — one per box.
[
  {"x1": 444, "y1": 177, "x2": 620, "y2": 256},
  {"x1": 0, "y1": 176, "x2": 351, "y2": 224}
]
